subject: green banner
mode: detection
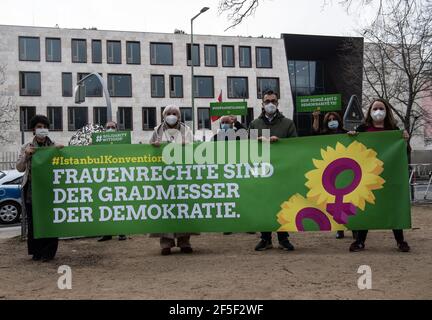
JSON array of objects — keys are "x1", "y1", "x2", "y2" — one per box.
[
  {"x1": 92, "y1": 131, "x2": 131, "y2": 145},
  {"x1": 31, "y1": 131, "x2": 411, "y2": 238},
  {"x1": 297, "y1": 94, "x2": 342, "y2": 113},
  {"x1": 210, "y1": 102, "x2": 248, "y2": 116}
]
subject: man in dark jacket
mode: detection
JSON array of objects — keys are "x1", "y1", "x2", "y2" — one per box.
[{"x1": 249, "y1": 90, "x2": 297, "y2": 252}]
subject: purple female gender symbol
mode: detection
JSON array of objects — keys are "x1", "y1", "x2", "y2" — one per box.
[
  {"x1": 322, "y1": 158, "x2": 362, "y2": 224},
  {"x1": 295, "y1": 207, "x2": 332, "y2": 231}
]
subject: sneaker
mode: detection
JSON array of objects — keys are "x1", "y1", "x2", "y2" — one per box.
[
  {"x1": 349, "y1": 241, "x2": 365, "y2": 252},
  {"x1": 398, "y1": 241, "x2": 410, "y2": 252},
  {"x1": 255, "y1": 239, "x2": 273, "y2": 251},
  {"x1": 336, "y1": 231, "x2": 345, "y2": 239},
  {"x1": 98, "y1": 236, "x2": 113, "y2": 242},
  {"x1": 118, "y1": 235, "x2": 127, "y2": 241},
  {"x1": 180, "y1": 247, "x2": 193, "y2": 254},
  {"x1": 278, "y1": 239, "x2": 295, "y2": 251},
  {"x1": 161, "y1": 248, "x2": 171, "y2": 256}
]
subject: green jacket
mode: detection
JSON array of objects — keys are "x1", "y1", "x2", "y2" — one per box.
[{"x1": 249, "y1": 111, "x2": 298, "y2": 138}]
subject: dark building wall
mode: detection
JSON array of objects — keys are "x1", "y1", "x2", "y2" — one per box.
[{"x1": 282, "y1": 33, "x2": 364, "y2": 136}]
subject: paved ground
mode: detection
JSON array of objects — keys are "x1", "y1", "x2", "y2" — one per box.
[{"x1": 0, "y1": 205, "x2": 431, "y2": 300}]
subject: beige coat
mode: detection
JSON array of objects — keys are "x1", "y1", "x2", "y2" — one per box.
[{"x1": 149, "y1": 121, "x2": 197, "y2": 239}]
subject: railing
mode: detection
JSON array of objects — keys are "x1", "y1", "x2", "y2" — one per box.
[
  {"x1": 0, "y1": 152, "x2": 18, "y2": 171},
  {"x1": 409, "y1": 163, "x2": 432, "y2": 203}
]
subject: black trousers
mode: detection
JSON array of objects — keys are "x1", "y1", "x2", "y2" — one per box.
[
  {"x1": 356, "y1": 229, "x2": 405, "y2": 244},
  {"x1": 26, "y1": 202, "x2": 58, "y2": 259},
  {"x1": 261, "y1": 232, "x2": 289, "y2": 242}
]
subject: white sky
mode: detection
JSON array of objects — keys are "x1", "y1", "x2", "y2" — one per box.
[{"x1": 0, "y1": 0, "x2": 379, "y2": 37}]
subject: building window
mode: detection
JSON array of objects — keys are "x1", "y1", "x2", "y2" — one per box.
[
  {"x1": 288, "y1": 60, "x2": 325, "y2": 96},
  {"x1": 19, "y1": 37, "x2": 40, "y2": 61},
  {"x1": 150, "y1": 42, "x2": 173, "y2": 65},
  {"x1": 142, "y1": 107, "x2": 157, "y2": 131},
  {"x1": 78, "y1": 73, "x2": 103, "y2": 97},
  {"x1": 62, "y1": 73, "x2": 73, "y2": 97},
  {"x1": 257, "y1": 77, "x2": 280, "y2": 99},
  {"x1": 20, "y1": 106, "x2": 36, "y2": 131},
  {"x1": 169, "y1": 75, "x2": 183, "y2": 98},
  {"x1": 187, "y1": 44, "x2": 200, "y2": 66},
  {"x1": 180, "y1": 108, "x2": 192, "y2": 122},
  {"x1": 19, "y1": 72, "x2": 41, "y2": 96},
  {"x1": 151, "y1": 75, "x2": 165, "y2": 98},
  {"x1": 93, "y1": 107, "x2": 107, "y2": 127},
  {"x1": 241, "y1": 108, "x2": 254, "y2": 128},
  {"x1": 107, "y1": 40, "x2": 121, "y2": 64},
  {"x1": 198, "y1": 108, "x2": 210, "y2": 130},
  {"x1": 47, "y1": 107, "x2": 63, "y2": 131},
  {"x1": 239, "y1": 46, "x2": 252, "y2": 68},
  {"x1": 205, "y1": 45, "x2": 218, "y2": 67},
  {"x1": 92, "y1": 40, "x2": 102, "y2": 63},
  {"x1": 228, "y1": 77, "x2": 249, "y2": 99},
  {"x1": 45, "y1": 38, "x2": 61, "y2": 62},
  {"x1": 68, "y1": 107, "x2": 88, "y2": 131},
  {"x1": 72, "y1": 39, "x2": 87, "y2": 63},
  {"x1": 194, "y1": 76, "x2": 214, "y2": 98},
  {"x1": 118, "y1": 107, "x2": 133, "y2": 131},
  {"x1": 126, "y1": 41, "x2": 141, "y2": 64},
  {"x1": 256, "y1": 47, "x2": 273, "y2": 68},
  {"x1": 222, "y1": 45, "x2": 235, "y2": 67},
  {"x1": 108, "y1": 74, "x2": 132, "y2": 97}
]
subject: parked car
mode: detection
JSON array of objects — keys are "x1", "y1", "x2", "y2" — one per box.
[{"x1": 0, "y1": 170, "x2": 24, "y2": 224}]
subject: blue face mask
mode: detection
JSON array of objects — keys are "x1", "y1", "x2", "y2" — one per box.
[
  {"x1": 328, "y1": 120, "x2": 339, "y2": 130},
  {"x1": 221, "y1": 124, "x2": 232, "y2": 131}
]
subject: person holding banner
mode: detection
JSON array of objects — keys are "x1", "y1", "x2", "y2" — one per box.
[
  {"x1": 149, "y1": 105, "x2": 196, "y2": 255},
  {"x1": 212, "y1": 116, "x2": 248, "y2": 142},
  {"x1": 348, "y1": 98, "x2": 411, "y2": 253},
  {"x1": 16, "y1": 115, "x2": 64, "y2": 262},
  {"x1": 312, "y1": 110, "x2": 350, "y2": 240},
  {"x1": 249, "y1": 90, "x2": 298, "y2": 252},
  {"x1": 98, "y1": 121, "x2": 127, "y2": 242}
]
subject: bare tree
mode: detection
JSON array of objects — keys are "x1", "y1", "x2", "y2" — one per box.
[
  {"x1": 218, "y1": 0, "x2": 382, "y2": 30},
  {"x1": 218, "y1": 0, "x2": 261, "y2": 31},
  {"x1": 360, "y1": 0, "x2": 432, "y2": 142},
  {"x1": 0, "y1": 64, "x2": 18, "y2": 145}
]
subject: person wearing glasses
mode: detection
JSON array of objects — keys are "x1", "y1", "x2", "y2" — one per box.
[
  {"x1": 249, "y1": 90, "x2": 298, "y2": 252},
  {"x1": 98, "y1": 121, "x2": 128, "y2": 242}
]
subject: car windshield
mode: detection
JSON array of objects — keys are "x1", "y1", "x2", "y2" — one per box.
[{"x1": 0, "y1": 171, "x2": 5, "y2": 180}]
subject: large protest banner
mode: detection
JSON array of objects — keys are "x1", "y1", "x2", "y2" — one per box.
[{"x1": 31, "y1": 131, "x2": 411, "y2": 238}]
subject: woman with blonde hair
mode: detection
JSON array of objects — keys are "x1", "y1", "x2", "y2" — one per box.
[{"x1": 149, "y1": 105, "x2": 196, "y2": 255}]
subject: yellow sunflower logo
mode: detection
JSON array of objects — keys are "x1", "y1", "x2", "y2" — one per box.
[
  {"x1": 277, "y1": 194, "x2": 346, "y2": 232},
  {"x1": 305, "y1": 141, "x2": 385, "y2": 224}
]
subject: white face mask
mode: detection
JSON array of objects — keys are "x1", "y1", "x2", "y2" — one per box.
[
  {"x1": 328, "y1": 120, "x2": 339, "y2": 130},
  {"x1": 371, "y1": 110, "x2": 386, "y2": 122},
  {"x1": 264, "y1": 103, "x2": 277, "y2": 115},
  {"x1": 106, "y1": 129, "x2": 116, "y2": 132},
  {"x1": 35, "y1": 128, "x2": 49, "y2": 139},
  {"x1": 165, "y1": 115, "x2": 178, "y2": 126}
]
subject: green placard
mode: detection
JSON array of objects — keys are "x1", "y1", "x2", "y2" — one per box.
[
  {"x1": 210, "y1": 102, "x2": 248, "y2": 116},
  {"x1": 297, "y1": 94, "x2": 342, "y2": 113},
  {"x1": 92, "y1": 131, "x2": 131, "y2": 145},
  {"x1": 31, "y1": 131, "x2": 411, "y2": 238}
]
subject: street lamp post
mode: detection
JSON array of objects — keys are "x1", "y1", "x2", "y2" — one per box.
[
  {"x1": 191, "y1": 7, "x2": 210, "y2": 136},
  {"x1": 74, "y1": 72, "x2": 113, "y2": 122}
]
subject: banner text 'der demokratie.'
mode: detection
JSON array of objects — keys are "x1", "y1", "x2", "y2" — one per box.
[{"x1": 31, "y1": 131, "x2": 411, "y2": 238}]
